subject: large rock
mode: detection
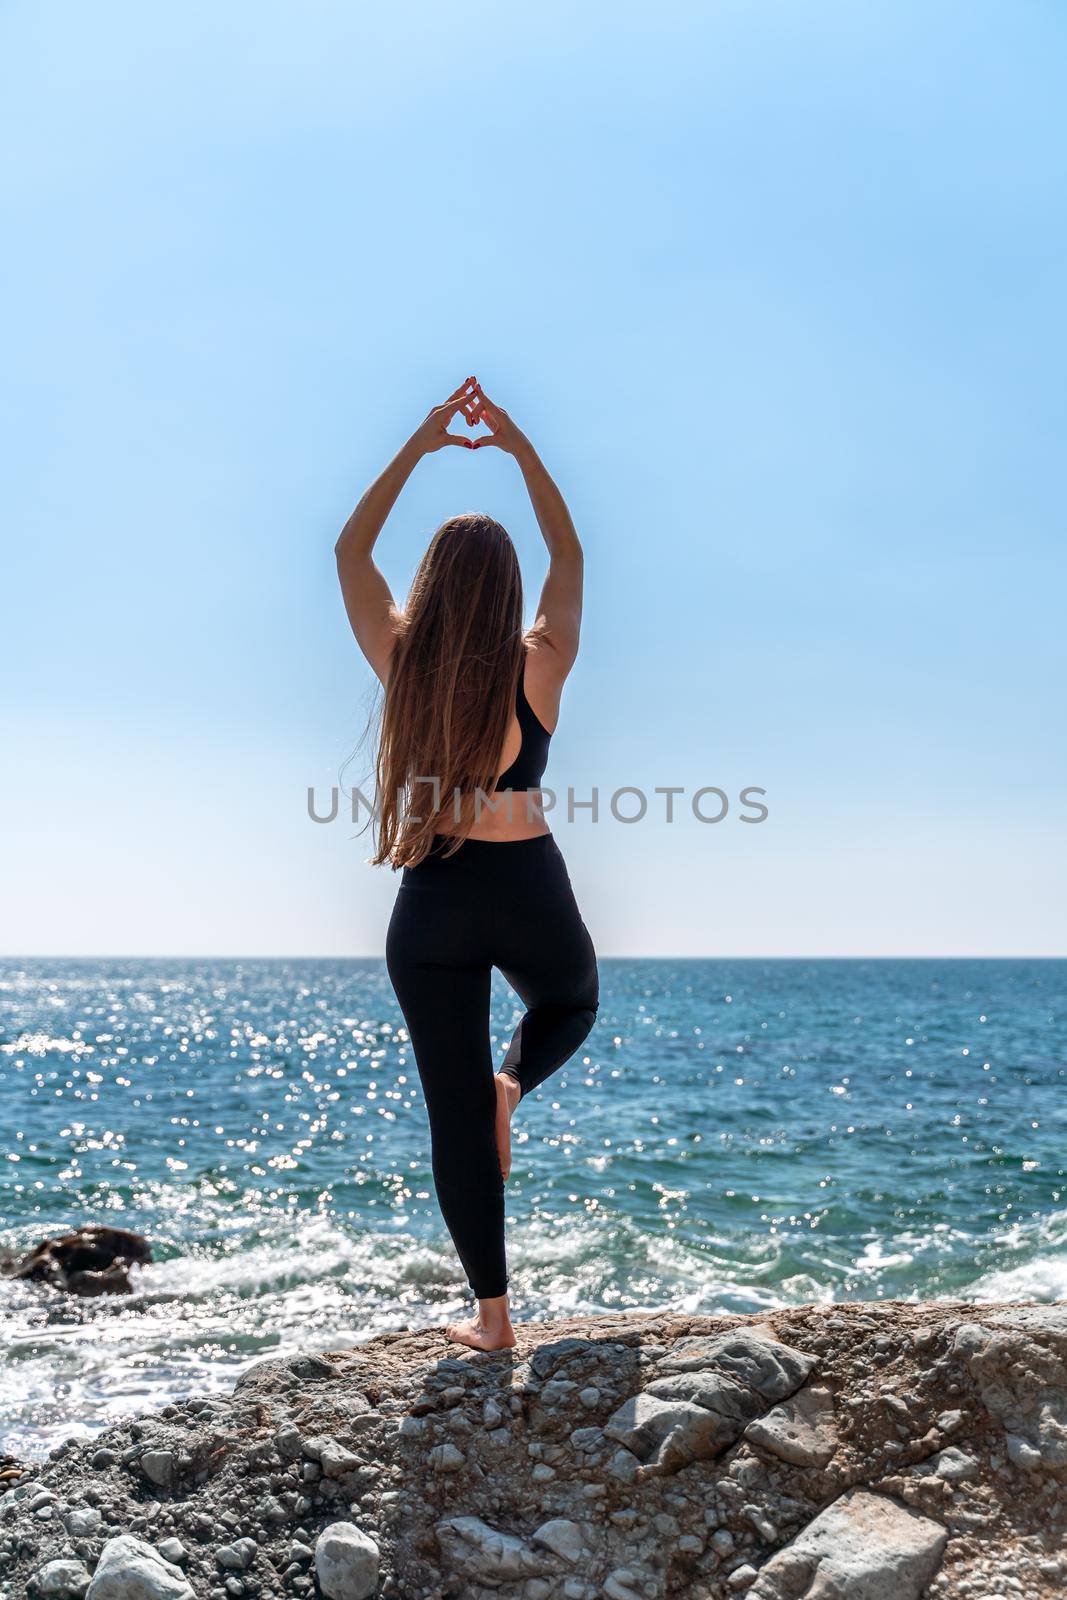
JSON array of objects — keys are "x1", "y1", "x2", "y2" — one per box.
[
  {"x1": 749, "y1": 1489, "x2": 947, "y2": 1600},
  {"x1": 139, "y1": 1449, "x2": 177, "y2": 1490},
  {"x1": 314, "y1": 1521, "x2": 380, "y2": 1600},
  {"x1": 85, "y1": 1536, "x2": 194, "y2": 1600},
  {"x1": 531, "y1": 1518, "x2": 586, "y2": 1563},
  {"x1": 988, "y1": 1304, "x2": 1067, "y2": 1340},
  {"x1": 604, "y1": 1392, "x2": 725, "y2": 1473},
  {"x1": 605, "y1": 1327, "x2": 818, "y2": 1475},
  {"x1": 234, "y1": 1350, "x2": 344, "y2": 1398},
  {"x1": 745, "y1": 1384, "x2": 838, "y2": 1468},
  {"x1": 215, "y1": 1538, "x2": 256, "y2": 1571},
  {"x1": 36, "y1": 1560, "x2": 91, "y2": 1599},
  {"x1": 435, "y1": 1516, "x2": 547, "y2": 1584},
  {"x1": 644, "y1": 1368, "x2": 757, "y2": 1424},
  {"x1": 319, "y1": 1440, "x2": 364, "y2": 1479},
  {"x1": 954, "y1": 1309, "x2": 1067, "y2": 1467},
  {"x1": 655, "y1": 1329, "x2": 817, "y2": 1400},
  {"x1": 530, "y1": 1337, "x2": 594, "y2": 1380}
]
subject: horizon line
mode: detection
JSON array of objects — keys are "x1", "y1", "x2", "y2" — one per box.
[{"x1": 1, "y1": 953, "x2": 1063, "y2": 964}]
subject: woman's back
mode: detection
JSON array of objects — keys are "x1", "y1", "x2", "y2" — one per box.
[{"x1": 462, "y1": 643, "x2": 560, "y2": 842}]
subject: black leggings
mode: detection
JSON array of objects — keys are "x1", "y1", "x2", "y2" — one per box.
[{"x1": 385, "y1": 832, "x2": 599, "y2": 1299}]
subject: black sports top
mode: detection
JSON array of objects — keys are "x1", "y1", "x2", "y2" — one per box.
[{"x1": 495, "y1": 669, "x2": 552, "y2": 791}]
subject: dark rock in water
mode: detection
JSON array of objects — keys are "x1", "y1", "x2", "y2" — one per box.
[{"x1": 5, "y1": 1224, "x2": 152, "y2": 1296}]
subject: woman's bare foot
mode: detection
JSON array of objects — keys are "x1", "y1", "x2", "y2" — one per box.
[
  {"x1": 494, "y1": 1071, "x2": 522, "y2": 1180},
  {"x1": 445, "y1": 1293, "x2": 516, "y2": 1351}
]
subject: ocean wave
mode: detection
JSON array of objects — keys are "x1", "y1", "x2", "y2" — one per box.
[{"x1": 5, "y1": 1200, "x2": 1065, "y2": 1460}]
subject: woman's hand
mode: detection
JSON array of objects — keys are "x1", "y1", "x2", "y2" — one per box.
[
  {"x1": 469, "y1": 385, "x2": 531, "y2": 457},
  {"x1": 410, "y1": 379, "x2": 481, "y2": 455}
]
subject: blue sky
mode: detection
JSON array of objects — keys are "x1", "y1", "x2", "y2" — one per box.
[{"x1": 3, "y1": 1, "x2": 1064, "y2": 956}]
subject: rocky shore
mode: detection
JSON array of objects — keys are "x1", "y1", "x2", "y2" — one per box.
[{"x1": 3, "y1": 1300, "x2": 1066, "y2": 1599}]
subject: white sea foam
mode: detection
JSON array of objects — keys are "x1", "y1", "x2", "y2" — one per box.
[{"x1": 5, "y1": 1207, "x2": 1066, "y2": 1460}]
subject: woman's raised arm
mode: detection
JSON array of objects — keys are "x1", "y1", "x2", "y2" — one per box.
[
  {"x1": 335, "y1": 380, "x2": 478, "y2": 682},
  {"x1": 472, "y1": 386, "x2": 584, "y2": 674}
]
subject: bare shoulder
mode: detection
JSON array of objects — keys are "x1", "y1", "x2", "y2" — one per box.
[{"x1": 522, "y1": 631, "x2": 569, "y2": 734}]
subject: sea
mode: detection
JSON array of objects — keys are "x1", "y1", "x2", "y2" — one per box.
[{"x1": 1, "y1": 957, "x2": 1064, "y2": 1461}]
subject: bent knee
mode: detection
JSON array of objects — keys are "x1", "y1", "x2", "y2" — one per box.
[
  {"x1": 548, "y1": 994, "x2": 598, "y2": 1028},
  {"x1": 573, "y1": 1000, "x2": 598, "y2": 1043}
]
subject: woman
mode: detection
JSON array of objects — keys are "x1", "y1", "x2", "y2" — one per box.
[{"x1": 335, "y1": 378, "x2": 599, "y2": 1351}]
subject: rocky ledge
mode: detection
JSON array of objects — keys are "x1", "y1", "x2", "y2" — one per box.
[{"x1": 3, "y1": 1301, "x2": 1067, "y2": 1600}]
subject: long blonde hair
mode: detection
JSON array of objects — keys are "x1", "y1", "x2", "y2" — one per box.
[{"x1": 374, "y1": 513, "x2": 525, "y2": 867}]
